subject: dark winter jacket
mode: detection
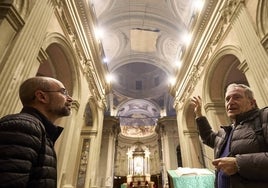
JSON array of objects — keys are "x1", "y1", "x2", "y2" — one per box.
[
  {"x1": 0, "y1": 107, "x2": 63, "y2": 188},
  {"x1": 196, "y1": 108, "x2": 268, "y2": 188}
]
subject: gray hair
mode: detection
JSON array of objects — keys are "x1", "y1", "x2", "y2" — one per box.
[{"x1": 226, "y1": 83, "x2": 254, "y2": 100}]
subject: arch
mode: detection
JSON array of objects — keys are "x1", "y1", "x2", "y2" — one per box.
[
  {"x1": 40, "y1": 32, "x2": 81, "y2": 100},
  {"x1": 180, "y1": 99, "x2": 205, "y2": 168},
  {"x1": 203, "y1": 45, "x2": 248, "y2": 104},
  {"x1": 257, "y1": 0, "x2": 268, "y2": 50},
  {"x1": 183, "y1": 99, "x2": 197, "y2": 130},
  {"x1": 257, "y1": 0, "x2": 268, "y2": 39},
  {"x1": 199, "y1": 46, "x2": 249, "y2": 128},
  {"x1": 84, "y1": 101, "x2": 93, "y2": 126},
  {"x1": 83, "y1": 98, "x2": 100, "y2": 127}
]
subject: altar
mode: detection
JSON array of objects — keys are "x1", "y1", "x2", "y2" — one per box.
[
  {"x1": 167, "y1": 168, "x2": 215, "y2": 188},
  {"x1": 123, "y1": 142, "x2": 154, "y2": 188}
]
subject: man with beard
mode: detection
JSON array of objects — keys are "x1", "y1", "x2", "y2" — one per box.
[{"x1": 0, "y1": 76, "x2": 73, "y2": 188}]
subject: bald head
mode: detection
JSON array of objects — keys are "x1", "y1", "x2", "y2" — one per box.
[
  {"x1": 19, "y1": 77, "x2": 61, "y2": 106},
  {"x1": 18, "y1": 76, "x2": 73, "y2": 122}
]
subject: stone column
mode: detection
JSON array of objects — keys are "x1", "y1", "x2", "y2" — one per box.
[
  {"x1": 159, "y1": 127, "x2": 169, "y2": 188},
  {"x1": 104, "y1": 132, "x2": 116, "y2": 187},
  {"x1": 174, "y1": 107, "x2": 204, "y2": 169},
  {"x1": 183, "y1": 130, "x2": 204, "y2": 168},
  {"x1": 158, "y1": 116, "x2": 179, "y2": 188},
  {"x1": 0, "y1": 0, "x2": 55, "y2": 116},
  {"x1": 84, "y1": 99, "x2": 106, "y2": 188},
  {"x1": 102, "y1": 117, "x2": 118, "y2": 188},
  {"x1": 57, "y1": 101, "x2": 81, "y2": 188}
]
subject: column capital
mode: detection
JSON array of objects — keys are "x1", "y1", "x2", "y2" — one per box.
[
  {"x1": 221, "y1": 0, "x2": 245, "y2": 24},
  {"x1": 0, "y1": 2, "x2": 25, "y2": 31},
  {"x1": 89, "y1": 95, "x2": 107, "y2": 111}
]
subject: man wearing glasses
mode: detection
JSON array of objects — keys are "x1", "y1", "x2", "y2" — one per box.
[{"x1": 0, "y1": 76, "x2": 73, "y2": 188}]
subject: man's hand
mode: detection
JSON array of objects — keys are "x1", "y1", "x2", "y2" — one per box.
[
  {"x1": 212, "y1": 157, "x2": 239, "y2": 176},
  {"x1": 191, "y1": 96, "x2": 203, "y2": 118}
]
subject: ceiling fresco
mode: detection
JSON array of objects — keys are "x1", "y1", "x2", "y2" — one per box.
[{"x1": 92, "y1": 0, "x2": 199, "y2": 137}]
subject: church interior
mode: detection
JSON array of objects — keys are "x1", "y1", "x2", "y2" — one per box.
[{"x1": 0, "y1": 0, "x2": 267, "y2": 187}]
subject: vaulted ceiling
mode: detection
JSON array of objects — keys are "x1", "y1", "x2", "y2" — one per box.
[{"x1": 91, "y1": 0, "x2": 203, "y2": 137}]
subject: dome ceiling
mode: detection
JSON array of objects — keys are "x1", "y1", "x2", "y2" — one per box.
[
  {"x1": 112, "y1": 62, "x2": 168, "y2": 99},
  {"x1": 92, "y1": 0, "x2": 199, "y2": 137}
]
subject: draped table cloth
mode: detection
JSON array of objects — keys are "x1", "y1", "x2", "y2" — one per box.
[{"x1": 167, "y1": 168, "x2": 215, "y2": 188}]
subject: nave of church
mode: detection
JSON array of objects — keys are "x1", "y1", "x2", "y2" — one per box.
[{"x1": 0, "y1": 0, "x2": 267, "y2": 187}]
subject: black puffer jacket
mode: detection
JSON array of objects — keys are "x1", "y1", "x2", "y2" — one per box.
[
  {"x1": 196, "y1": 108, "x2": 268, "y2": 188},
  {"x1": 0, "y1": 107, "x2": 63, "y2": 188}
]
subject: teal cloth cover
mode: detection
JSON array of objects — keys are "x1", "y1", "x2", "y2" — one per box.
[{"x1": 168, "y1": 170, "x2": 215, "y2": 188}]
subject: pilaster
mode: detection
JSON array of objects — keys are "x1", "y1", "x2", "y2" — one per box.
[
  {"x1": 85, "y1": 99, "x2": 106, "y2": 188},
  {"x1": 0, "y1": 0, "x2": 55, "y2": 116},
  {"x1": 158, "y1": 117, "x2": 179, "y2": 187},
  {"x1": 57, "y1": 100, "x2": 81, "y2": 188},
  {"x1": 227, "y1": 2, "x2": 268, "y2": 106},
  {"x1": 102, "y1": 117, "x2": 119, "y2": 188}
]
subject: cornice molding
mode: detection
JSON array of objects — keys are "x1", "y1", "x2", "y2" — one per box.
[
  {"x1": 173, "y1": 0, "x2": 245, "y2": 109},
  {"x1": 171, "y1": 0, "x2": 218, "y2": 100},
  {"x1": 81, "y1": 129, "x2": 97, "y2": 136},
  {"x1": 74, "y1": 0, "x2": 110, "y2": 92},
  {"x1": 0, "y1": 3, "x2": 25, "y2": 31},
  {"x1": 54, "y1": 0, "x2": 109, "y2": 109}
]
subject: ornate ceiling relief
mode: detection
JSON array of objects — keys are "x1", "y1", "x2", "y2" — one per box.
[
  {"x1": 222, "y1": 0, "x2": 245, "y2": 23},
  {"x1": 161, "y1": 37, "x2": 181, "y2": 64},
  {"x1": 117, "y1": 99, "x2": 160, "y2": 137}
]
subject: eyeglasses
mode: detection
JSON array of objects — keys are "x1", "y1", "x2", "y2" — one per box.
[{"x1": 42, "y1": 88, "x2": 69, "y2": 96}]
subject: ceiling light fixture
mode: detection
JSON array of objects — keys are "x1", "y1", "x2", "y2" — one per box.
[
  {"x1": 168, "y1": 77, "x2": 176, "y2": 86},
  {"x1": 194, "y1": 0, "x2": 204, "y2": 12},
  {"x1": 106, "y1": 74, "x2": 115, "y2": 83},
  {"x1": 175, "y1": 60, "x2": 182, "y2": 68},
  {"x1": 182, "y1": 32, "x2": 192, "y2": 46},
  {"x1": 103, "y1": 57, "x2": 108, "y2": 63},
  {"x1": 94, "y1": 27, "x2": 104, "y2": 41}
]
